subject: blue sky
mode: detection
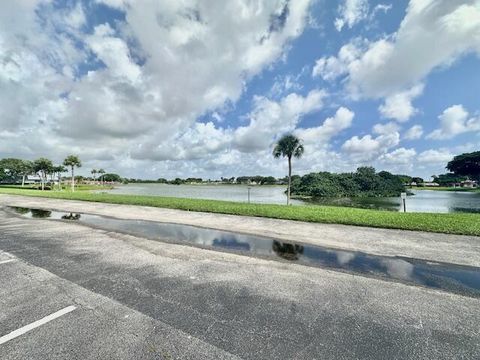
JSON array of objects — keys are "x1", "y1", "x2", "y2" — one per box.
[{"x1": 0, "y1": 0, "x2": 479, "y2": 179}]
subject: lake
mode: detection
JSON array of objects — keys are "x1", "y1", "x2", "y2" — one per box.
[{"x1": 100, "y1": 184, "x2": 480, "y2": 213}]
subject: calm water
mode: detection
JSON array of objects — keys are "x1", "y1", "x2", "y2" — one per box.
[
  {"x1": 100, "y1": 184, "x2": 480, "y2": 213},
  {"x1": 9, "y1": 206, "x2": 480, "y2": 298},
  {"x1": 306, "y1": 190, "x2": 480, "y2": 213},
  {"x1": 102, "y1": 183, "x2": 303, "y2": 205}
]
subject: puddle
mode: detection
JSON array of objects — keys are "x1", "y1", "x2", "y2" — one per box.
[{"x1": 8, "y1": 206, "x2": 480, "y2": 297}]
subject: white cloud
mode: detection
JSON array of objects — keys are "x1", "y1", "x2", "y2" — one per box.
[
  {"x1": 427, "y1": 105, "x2": 480, "y2": 140},
  {"x1": 315, "y1": 1, "x2": 480, "y2": 98},
  {"x1": 86, "y1": 24, "x2": 142, "y2": 83},
  {"x1": 0, "y1": 0, "x2": 314, "y2": 176},
  {"x1": 334, "y1": 0, "x2": 369, "y2": 31},
  {"x1": 295, "y1": 107, "x2": 354, "y2": 144},
  {"x1": 342, "y1": 131, "x2": 400, "y2": 161},
  {"x1": 418, "y1": 149, "x2": 453, "y2": 163},
  {"x1": 372, "y1": 122, "x2": 400, "y2": 135},
  {"x1": 404, "y1": 125, "x2": 423, "y2": 140},
  {"x1": 312, "y1": 41, "x2": 360, "y2": 80},
  {"x1": 378, "y1": 84, "x2": 424, "y2": 122},
  {"x1": 380, "y1": 147, "x2": 416, "y2": 165},
  {"x1": 234, "y1": 90, "x2": 326, "y2": 152}
]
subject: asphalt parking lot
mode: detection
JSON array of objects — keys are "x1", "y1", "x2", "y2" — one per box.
[{"x1": 0, "y1": 203, "x2": 479, "y2": 359}]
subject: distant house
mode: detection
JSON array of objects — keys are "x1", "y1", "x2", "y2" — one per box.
[
  {"x1": 24, "y1": 175, "x2": 42, "y2": 184},
  {"x1": 461, "y1": 180, "x2": 477, "y2": 188},
  {"x1": 423, "y1": 182, "x2": 440, "y2": 187}
]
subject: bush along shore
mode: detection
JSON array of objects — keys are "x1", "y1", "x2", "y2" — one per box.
[
  {"x1": 0, "y1": 187, "x2": 479, "y2": 236},
  {"x1": 290, "y1": 167, "x2": 405, "y2": 198}
]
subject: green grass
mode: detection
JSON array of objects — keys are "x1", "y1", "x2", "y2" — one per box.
[{"x1": 0, "y1": 187, "x2": 479, "y2": 236}]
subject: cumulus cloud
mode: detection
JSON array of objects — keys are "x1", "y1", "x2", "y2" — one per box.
[
  {"x1": 372, "y1": 122, "x2": 400, "y2": 135},
  {"x1": 0, "y1": 0, "x2": 314, "y2": 175},
  {"x1": 315, "y1": 1, "x2": 480, "y2": 98},
  {"x1": 131, "y1": 90, "x2": 326, "y2": 161},
  {"x1": 417, "y1": 149, "x2": 454, "y2": 164},
  {"x1": 404, "y1": 125, "x2": 423, "y2": 140},
  {"x1": 334, "y1": 0, "x2": 369, "y2": 31},
  {"x1": 234, "y1": 90, "x2": 326, "y2": 152},
  {"x1": 378, "y1": 84, "x2": 424, "y2": 122},
  {"x1": 342, "y1": 131, "x2": 400, "y2": 161},
  {"x1": 380, "y1": 147, "x2": 416, "y2": 165},
  {"x1": 295, "y1": 107, "x2": 354, "y2": 144},
  {"x1": 427, "y1": 105, "x2": 480, "y2": 140}
]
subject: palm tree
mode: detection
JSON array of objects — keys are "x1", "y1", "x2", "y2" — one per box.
[
  {"x1": 98, "y1": 169, "x2": 105, "y2": 185},
  {"x1": 63, "y1": 155, "x2": 82, "y2": 192},
  {"x1": 91, "y1": 169, "x2": 97, "y2": 184},
  {"x1": 53, "y1": 165, "x2": 67, "y2": 190},
  {"x1": 33, "y1": 158, "x2": 53, "y2": 191},
  {"x1": 273, "y1": 134, "x2": 304, "y2": 205}
]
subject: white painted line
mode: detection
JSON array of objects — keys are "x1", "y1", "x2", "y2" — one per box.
[
  {"x1": 0, "y1": 305, "x2": 77, "y2": 345},
  {"x1": 0, "y1": 259, "x2": 16, "y2": 265}
]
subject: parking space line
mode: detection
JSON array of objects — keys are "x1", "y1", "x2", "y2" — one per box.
[
  {"x1": 0, "y1": 305, "x2": 77, "y2": 345},
  {"x1": 0, "y1": 259, "x2": 17, "y2": 265}
]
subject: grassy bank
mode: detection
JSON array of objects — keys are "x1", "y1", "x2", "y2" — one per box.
[{"x1": 0, "y1": 187, "x2": 479, "y2": 236}]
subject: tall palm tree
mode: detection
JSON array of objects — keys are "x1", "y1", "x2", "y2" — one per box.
[
  {"x1": 98, "y1": 169, "x2": 105, "y2": 185},
  {"x1": 63, "y1": 155, "x2": 82, "y2": 192},
  {"x1": 91, "y1": 169, "x2": 97, "y2": 184},
  {"x1": 273, "y1": 134, "x2": 304, "y2": 205}
]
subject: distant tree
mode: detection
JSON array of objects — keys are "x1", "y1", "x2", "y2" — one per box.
[
  {"x1": 33, "y1": 158, "x2": 54, "y2": 190},
  {"x1": 290, "y1": 168, "x2": 405, "y2": 198},
  {"x1": 53, "y1": 165, "x2": 67, "y2": 190},
  {"x1": 102, "y1": 173, "x2": 122, "y2": 182},
  {"x1": 63, "y1": 155, "x2": 82, "y2": 192},
  {"x1": 97, "y1": 168, "x2": 106, "y2": 185},
  {"x1": 273, "y1": 134, "x2": 304, "y2": 205},
  {"x1": 170, "y1": 178, "x2": 184, "y2": 185},
  {"x1": 396, "y1": 175, "x2": 413, "y2": 185},
  {"x1": 412, "y1": 177, "x2": 424, "y2": 185},
  {"x1": 262, "y1": 176, "x2": 277, "y2": 185},
  {"x1": 157, "y1": 178, "x2": 168, "y2": 184},
  {"x1": 435, "y1": 173, "x2": 467, "y2": 187},
  {"x1": 20, "y1": 160, "x2": 34, "y2": 187},
  {"x1": 91, "y1": 169, "x2": 97, "y2": 183},
  {"x1": 0, "y1": 158, "x2": 33, "y2": 185},
  {"x1": 447, "y1": 151, "x2": 480, "y2": 181}
]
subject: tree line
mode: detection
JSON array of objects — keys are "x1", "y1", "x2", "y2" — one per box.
[{"x1": 0, "y1": 155, "x2": 83, "y2": 191}]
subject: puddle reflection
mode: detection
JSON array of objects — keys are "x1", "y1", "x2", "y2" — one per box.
[{"x1": 8, "y1": 206, "x2": 480, "y2": 297}]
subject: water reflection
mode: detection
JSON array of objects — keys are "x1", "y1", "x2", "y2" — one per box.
[
  {"x1": 61, "y1": 213, "x2": 81, "y2": 220},
  {"x1": 30, "y1": 209, "x2": 52, "y2": 218},
  {"x1": 8, "y1": 206, "x2": 480, "y2": 297},
  {"x1": 272, "y1": 241, "x2": 304, "y2": 260}
]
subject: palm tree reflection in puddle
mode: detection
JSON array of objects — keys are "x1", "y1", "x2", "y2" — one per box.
[
  {"x1": 61, "y1": 213, "x2": 81, "y2": 220},
  {"x1": 272, "y1": 240, "x2": 304, "y2": 261}
]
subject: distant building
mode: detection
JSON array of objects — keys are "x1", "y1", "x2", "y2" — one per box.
[
  {"x1": 24, "y1": 175, "x2": 42, "y2": 184},
  {"x1": 423, "y1": 182, "x2": 440, "y2": 187},
  {"x1": 461, "y1": 180, "x2": 477, "y2": 188}
]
